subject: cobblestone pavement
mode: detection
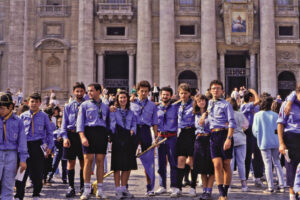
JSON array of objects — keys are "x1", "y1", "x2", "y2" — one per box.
[{"x1": 23, "y1": 154, "x2": 289, "y2": 200}]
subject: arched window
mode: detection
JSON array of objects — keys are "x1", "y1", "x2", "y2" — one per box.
[{"x1": 178, "y1": 70, "x2": 198, "y2": 95}]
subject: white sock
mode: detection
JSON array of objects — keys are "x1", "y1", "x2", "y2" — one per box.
[
  {"x1": 290, "y1": 194, "x2": 296, "y2": 200},
  {"x1": 121, "y1": 186, "x2": 126, "y2": 191},
  {"x1": 84, "y1": 183, "x2": 91, "y2": 193}
]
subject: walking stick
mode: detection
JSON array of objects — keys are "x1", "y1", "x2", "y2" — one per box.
[{"x1": 102, "y1": 137, "x2": 167, "y2": 179}]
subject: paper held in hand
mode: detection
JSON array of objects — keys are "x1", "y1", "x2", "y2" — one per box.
[
  {"x1": 40, "y1": 143, "x2": 48, "y2": 156},
  {"x1": 284, "y1": 149, "x2": 291, "y2": 163},
  {"x1": 15, "y1": 167, "x2": 25, "y2": 181}
]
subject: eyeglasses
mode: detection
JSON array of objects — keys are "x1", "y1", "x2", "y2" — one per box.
[{"x1": 211, "y1": 87, "x2": 222, "y2": 91}]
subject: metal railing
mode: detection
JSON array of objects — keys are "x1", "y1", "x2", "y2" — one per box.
[
  {"x1": 38, "y1": 5, "x2": 71, "y2": 17},
  {"x1": 97, "y1": 3, "x2": 132, "y2": 13}
]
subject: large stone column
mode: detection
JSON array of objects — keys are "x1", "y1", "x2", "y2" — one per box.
[
  {"x1": 137, "y1": 0, "x2": 152, "y2": 84},
  {"x1": 159, "y1": 0, "x2": 175, "y2": 90},
  {"x1": 219, "y1": 49, "x2": 226, "y2": 87},
  {"x1": 260, "y1": 0, "x2": 277, "y2": 96},
  {"x1": 128, "y1": 50, "x2": 135, "y2": 93},
  {"x1": 201, "y1": 0, "x2": 218, "y2": 93},
  {"x1": 8, "y1": 0, "x2": 25, "y2": 90},
  {"x1": 250, "y1": 49, "x2": 257, "y2": 90},
  {"x1": 97, "y1": 52, "x2": 104, "y2": 86},
  {"x1": 78, "y1": 0, "x2": 94, "y2": 86},
  {"x1": 23, "y1": 0, "x2": 36, "y2": 96}
]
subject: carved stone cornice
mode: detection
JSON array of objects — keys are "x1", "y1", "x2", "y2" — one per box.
[{"x1": 127, "y1": 50, "x2": 136, "y2": 56}]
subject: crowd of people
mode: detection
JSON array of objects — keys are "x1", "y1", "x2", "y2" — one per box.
[{"x1": 0, "y1": 79, "x2": 300, "y2": 200}]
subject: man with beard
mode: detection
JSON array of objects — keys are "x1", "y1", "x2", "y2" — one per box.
[
  {"x1": 155, "y1": 87, "x2": 180, "y2": 197},
  {"x1": 61, "y1": 82, "x2": 86, "y2": 197}
]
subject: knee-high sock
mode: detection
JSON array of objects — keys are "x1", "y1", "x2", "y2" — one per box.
[
  {"x1": 177, "y1": 168, "x2": 185, "y2": 190},
  {"x1": 68, "y1": 169, "x2": 75, "y2": 189}
]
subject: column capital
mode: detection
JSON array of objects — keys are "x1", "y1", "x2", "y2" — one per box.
[
  {"x1": 218, "y1": 48, "x2": 226, "y2": 55},
  {"x1": 96, "y1": 50, "x2": 105, "y2": 56},
  {"x1": 249, "y1": 47, "x2": 258, "y2": 55},
  {"x1": 127, "y1": 49, "x2": 136, "y2": 56}
]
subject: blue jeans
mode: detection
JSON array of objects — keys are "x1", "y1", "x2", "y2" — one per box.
[
  {"x1": 0, "y1": 150, "x2": 18, "y2": 199},
  {"x1": 157, "y1": 136, "x2": 177, "y2": 188},
  {"x1": 261, "y1": 148, "x2": 285, "y2": 190},
  {"x1": 231, "y1": 144, "x2": 246, "y2": 181},
  {"x1": 49, "y1": 142, "x2": 67, "y2": 181}
]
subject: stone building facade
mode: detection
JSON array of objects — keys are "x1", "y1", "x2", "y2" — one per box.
[{"x1": 0, "y1": 0, "x2": 299, "y2": 99}]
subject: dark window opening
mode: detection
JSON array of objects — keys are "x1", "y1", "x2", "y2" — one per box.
[
  {"x1": 279, "y1": 26, "x2": 293, "y2": 36},
  {"x1": 225, "y1": 55, "x2": 246, "y2": 68},
  {"x1": 179, "y1": 0, "x2": 194, "y2": 5},
  {"x1": 180, "y1": 25, "x2": 195, "y2": 35},
  {"x1": 46, "y1": 0, "x2": 62, "y2": 5},
  {"x1": 107, "y1": 27, "x2": 125, "y2": 36}
]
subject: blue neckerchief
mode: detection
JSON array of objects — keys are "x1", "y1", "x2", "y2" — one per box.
[
  {"x1": 91, "y1": 99, "x2": 102, "y2": 119},
  {"x1": 180, "y1": 98, "x2": 192, "y2": 118},
  {"x1": 160, "y1": 102, "x2": 171, "y2": 126},
  {"x1": 74, "y1": 100, "x2": 84, "y2": 120},
  {"x1": 118, "y1": 108, "x2": 128, "y2": 127},
  {"x1": 137, "y1": 98, "x2": 149, "y2": 116}
]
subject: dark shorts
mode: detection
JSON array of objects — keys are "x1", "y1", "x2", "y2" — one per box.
[
  {"x1": 176, "y1": 128, "x2": 196, "y2": 157},
  {"x1": 194, "y1": 135, "x2": 214, "y2": 175},
  {"x1": 133, "y1": 125, "x2": 152, "y2": 152},
  {"x1": 111, "y1": 125, "x2": 137, "y2": 171},
  {"x1": 210, "y1": 130, "x2": 234, "y2": 160},
  {"x1": 82, "y1": 126, "x2": 108, "y2": 154},
  {"x1": 63, "y1": 130, "x2": 84, "y2": 161},
  {"x1": 283, "y1": 132, "x2": 300, "y2": 187}
]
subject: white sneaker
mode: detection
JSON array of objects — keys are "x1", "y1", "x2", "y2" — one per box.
[
  {"x1": 241, "y1": 186, "x2": 248, "y2": 192},
  {"x1": 255, "y1": 179, "x2": 264, "y2": 187},
  {"x1": 188, "y1": 188, "x2": 196, "y2": 197},
  {"x1": 155, "y1": 187, "x2": 167, "y2": 195},
  {"x1": 170, "y1": 188, "x2": 182, "y2": 198},
  {"x1": 115, "y1": 190, "x2": 124, "y2": 199},
  {"x1": 123, "y1": 189, "x2": 134, "y2": 198},
  {"x1": 145, "y1": 190, "x2": 155, "y2": 196},
  {"x1": 80, "y1": 191, "x2": 90, "y2": 200},
  {"x1": 96, "y1": 190, "x2": 107, "y2": 199}
]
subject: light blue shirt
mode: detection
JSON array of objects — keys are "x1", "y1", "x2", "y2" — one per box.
[
  {"x1": 110, "y1": 108, "x2": 136, "y2": 134},
  {"x1": 157, "y1": 103, "x2": 179, "y2": 132},
  {"x1": 277, "y1": 101, "x2": 300, "y2": 134},
  {"x1": 76, "y1": 99, "x2": 110, "y2": 132},
  {"x1": 207, "y1": 99, "x2": 236, "y2": 129},
  {"x1": 178, "y1": 99, "x2": 195, "y2": 128},
  {"x1": 21, "y1": 110, "x2": 54, "y2": 150},
  {"x1": 195, "y1": 114, "x2": 210, "y2": 134},
  {"x1": 130, "y1": 98, "x2": 158, "y2": 126},
  {"x1": 252, "y1": 111, "x2": 279, "y2": 150},
  {"x1": 61, "y1": 99, "x2": 84, "y2": 139},
  {"x1": 240, "y1": 102, "x2": 255, "y2": 126},
  {"x1": 0, "y1": 114, "x2": 28, "y2": 162}
]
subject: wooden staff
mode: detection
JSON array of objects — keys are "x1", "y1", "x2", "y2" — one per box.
[{"x1": 103, "y1": 137, "x2": 168, "y2": 178}]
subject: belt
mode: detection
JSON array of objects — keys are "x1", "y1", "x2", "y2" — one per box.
[
  {"x1": 197, "y1": 133, "x2": 210, "y2": 137},
  {"x1": 182, "y1": 127, "x2": 194, "y2": 130},
  {"x1": 159, "y1": 132, "x2": 177, "y2": 138},
  {"x1": 211, "y1": 128, "x2": 227, "y2": 132},
  {"x1": 67, "y1": 129, "x2": 76, "y2": 133}
]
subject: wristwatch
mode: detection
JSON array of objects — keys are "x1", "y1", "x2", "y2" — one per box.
[{"x1": 227, "y1": 136, "x2": 233, "y2": 140}]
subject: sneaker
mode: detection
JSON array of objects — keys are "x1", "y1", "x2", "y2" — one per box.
[
  {"x1": 263, "y1": 188, "x2": 275, "y2": 194},
  {"x1": 241, "y1": 186, "x2": 248, "y2": 192},
  {"x1": 145, "y1": 190, "x2": 155, "y2": 196},
  {"x1": 188, "y1": 188, "x2": 196, "y2": 197},
  {"x1": 96, "y1": 190, "x2": 107, "y2": 199},
  {"x1": 155, "y1": 187, "x2": 167, "y2": 195},
  {"x1": 182, "y1": 180, "x2": 191, "y2": 187},
  {"x1": 115, "y1": 190, "x2": 124, "y2": 200},
  {"x1": 123, "y1": 189, "x2": 134, "y2": 198},
  {"x1": 203, "y1": 192, "x2": 212, "y2": 200},
  {"x1": 80, "y1": 191, "x2": 90, "y2": 200},
  {"x1": 170, "y1": 188, "x2": 181, "y2": 198},
  {"x1": 255, "y1": 179, "x2": 264, "y2": 187},
  {"x1": 276, "y1": 186, "x2": 285, "y2": 193},
  {"x1": 65, "y1": 187, "x2": 76, "y2": 198}
]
